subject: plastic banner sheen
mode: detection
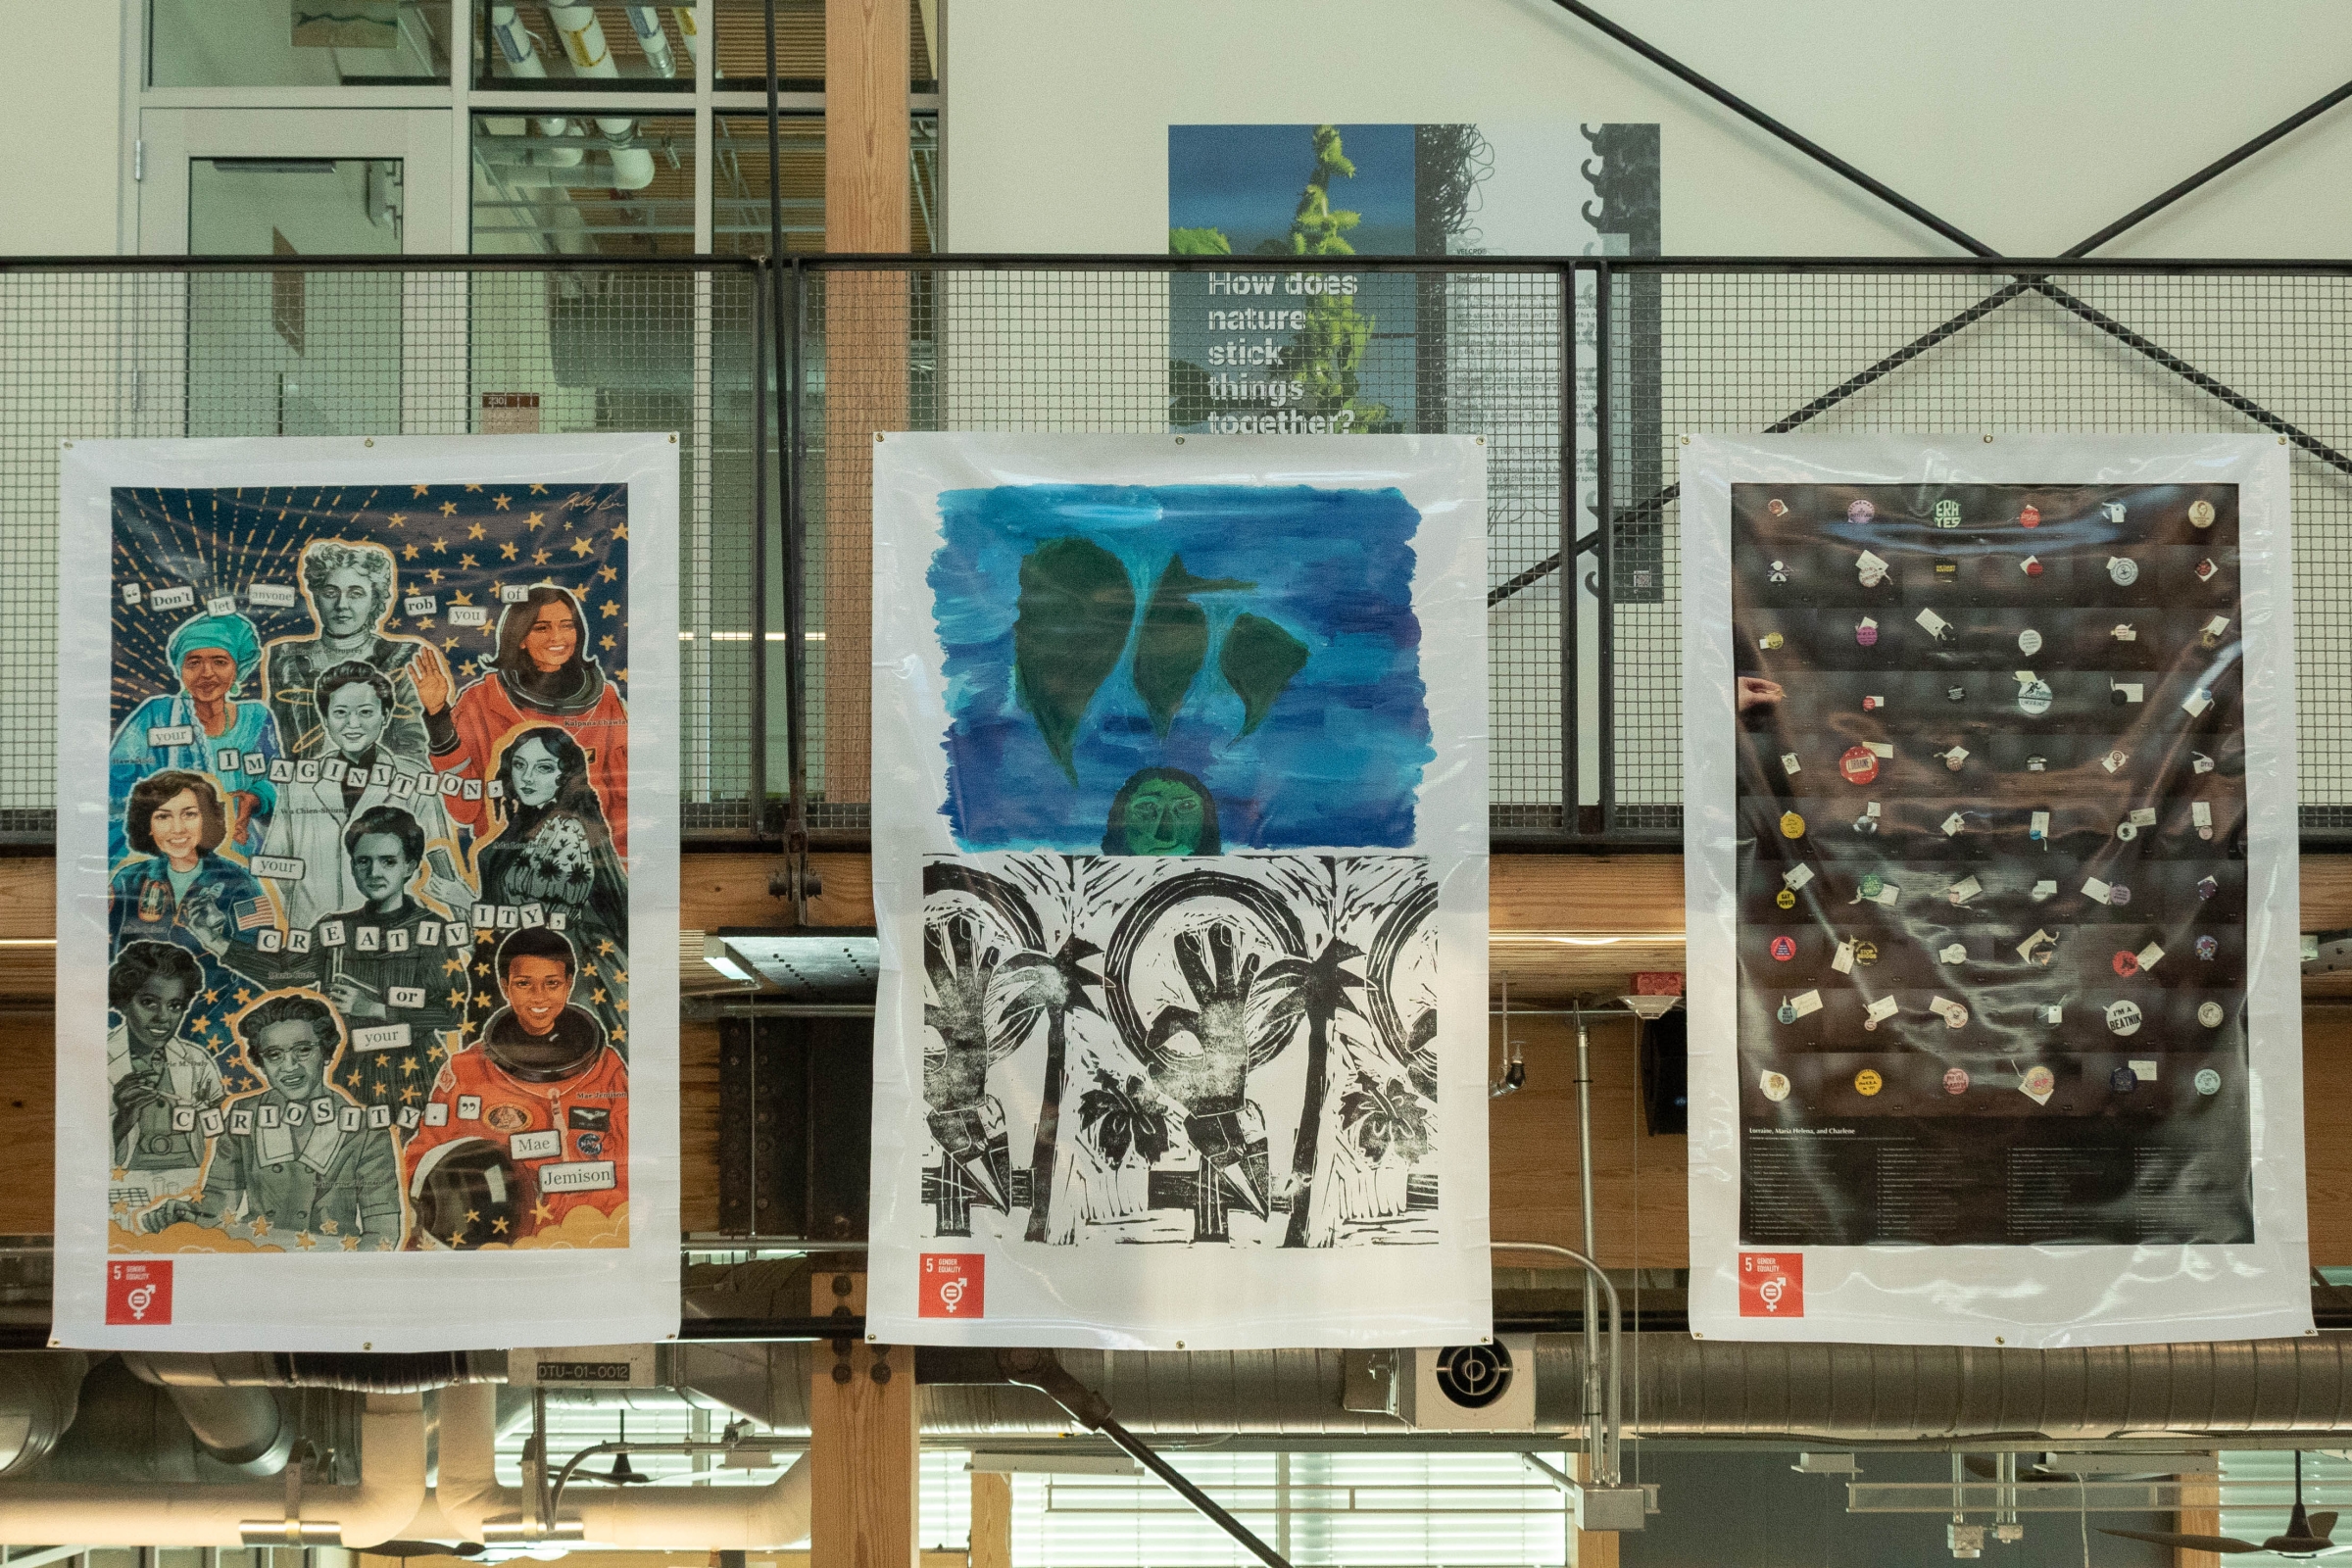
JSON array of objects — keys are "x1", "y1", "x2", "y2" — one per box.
[
  {"x1": 1684, "y1": 433, "x2": 2308, "y2": 1347},
  {"x1": 56, "y1": 436, "x2": 680, "y2": 1349},
  {"x1": 868, "y1": 433, "x2": 1491, "y2": 1349}
]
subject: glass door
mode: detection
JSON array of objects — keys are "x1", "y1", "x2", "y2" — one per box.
[{"x1": 137, "y1": 110, "x2": 461, "y2": 437}]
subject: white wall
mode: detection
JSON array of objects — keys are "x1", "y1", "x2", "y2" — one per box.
[
  {"x1": 4, "y1": 0, "x2": 125, "y2": 254},
  {"x1": 944, "y1": 0, "x2": 2352, "y2": 258}
]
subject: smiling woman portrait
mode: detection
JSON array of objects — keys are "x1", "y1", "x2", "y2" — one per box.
[
  {"x1": 108, "y1": 611, "x2": 284, "y2": 865},
  {"x1": 107, "y1": 767, "x2": 272, "y2": 963},
  {"x1": 412, "y1": 583, "x2": 632, "y2": 856}
]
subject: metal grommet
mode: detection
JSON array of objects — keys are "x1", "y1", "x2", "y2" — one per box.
[
  {"x1": 831, "y1": 1362, "x2": 853, "y2": 1385},
  {"x1": 871, "y1": 1360, "x2": 893, "y2": 1385},
  {"x1": 833, "y1": 1273, "x2": 854, "y2": 1297}
]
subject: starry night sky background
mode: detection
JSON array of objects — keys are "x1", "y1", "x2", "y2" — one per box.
[{"x1": 106, "y1": 480, "x2": 633, "y2": 1110}]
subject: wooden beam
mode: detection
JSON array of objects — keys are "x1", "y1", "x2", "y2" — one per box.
[
  {"x1": 2174, "y1": 1459, "x2": 2221, "y2": 1568},
  {"x1": 968, "y1": 1470, "x2": 1012, "y2": 1568},
  {"x1": 1564, "y1": 1451, "x2": 1621, "y2": 1568},
  {"x1": 808, "y1": 1269, "x2": 918, "y2": 1568},
  {"x1": 820, "y1": 0, "x2": 912, "y2": 812}
]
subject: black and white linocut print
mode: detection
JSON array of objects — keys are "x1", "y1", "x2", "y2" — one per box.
[{"x1": 917, "y1": 853, "x2": 1440, "y2": 1249}]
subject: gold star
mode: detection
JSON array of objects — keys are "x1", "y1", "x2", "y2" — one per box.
[
  {"x1": 111, "y1": 1166, "x2": 127, "y2": 1183},
  {"x1": 600, "y1": 635, "x2": 615, "y2": 652},
  {"x1": 341, "y1": 1235, "x2": 361, "y2": 1250},
  {"x1": 474, "y1": 962, "x2": 492, "y2": 978},
  {"x1": 492, "y1": 494, "x2": 512, "y2": 512},
  {"x1": 388, "y1": 513, "x2": 408, "y2": 528},
  {"x1": 443, "y1": 957, "x2": 465, "y2": 976},
  {"x1": 532, "y1": 549, "x2": 551, "y2": 565},
  {"x1": 590, "y1": 987, "x2": 608, "y2": 1004},
  {"x1": 446, "y1": 986, "x2": 467, "y2": 1007},
  {"x1": 464, "y1": 482, "x2": 483, "y2": 492},
  {"x1": 204, "y1": 989, "x2": 219, "y2": 1004},
  {"x1": 531, "y1": 1198, "x2": 556, "y2": 1224},
  {"x1": 431, "y1": 539, "x2": 448, "y2": 556},
  {"x1": 400, "y1": 1084, "x2": 420, "y2": 1103},
  {"x1": 400, "y1": 1054, "x2": 419, "y2": 1073},
  {"x1": 294, "y1": 1231, "x2": 316, "y2": 1249},
  {"x1": 597, "y1": 939, "x2": 616, "y2": 956},
  {"x1": 525, "y1": 511, "x2": 545, "y2": 530},
  {"x1": 250, "y1": 1214, "x2": 272, "y2": 1236},
  {"x1": 614, "y1": 997, "x2": 629, "y2": 1014},
  {"x1": 466, "y1": 523, "x2": 486, "y2": 542},
  {"x1": 403, "y1": 543, "x2": 419, "y2": 561},
  {"x1": 459, "y1": 553, "x2": 477, "y2": 568},
  {"x1": 601, "y1": 600, "x2": 619, "y2": 617},
  {"x1": 319, "y1": 1217, "x2": 339, "y2": 1234},
  {"x1": 492, "y1": 1216, "x2": 510, "y2": 1234},
  {"x1": 428, "y1": 1043, "x2": 447, "y2": 1060},
  {"x1": 529, "y1": 483, "x2": 548, "y2": 494},
  {"x1": 612, "y1": 523, "x2": 628, "y2": 541},
  {"x1": 234, "y1": 988, "x2": 253, "y2": 1004},
  {"x1": 411, "y1": 483, "x2": 429, "y2": 497},
  {"x1": 416, "y1": 617, "x2": 436, "y2": 631},
  {"x1": 346, "y1": 1070, "x2": 364, "y2": 1088},
  {"x1": 465, "y1": 1208, "x2": 480, "y2": 1223},
  {"x1": 459, "y1": 660, "x2": 477, "y2": 678},
  {"x1": 443, "y1": 636, "x2": 459, "y2": 651},
  {"x1": 612, "y1": 1026, "x2": 626, "y2": 1044},
  {"x1": 439, "y1": 502, "x2": 458, "y2": 516},
  {"x1": 599, "y1": 564, "x2": 618, "y2": 583},
  {"x1": 447, "y1": 1226, "x2": 466, "y2": 1245},
  {"x1": 569, "y1": 536, "x2": 595, "y2": 558},
  {"x1": 498, "y1": 541, "x2": 517, "y2": 561},
  {"x1": 376, "y1": 1237, "x2": 395, "y2": 1251}
]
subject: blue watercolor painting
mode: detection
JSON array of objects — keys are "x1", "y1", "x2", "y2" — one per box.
[{"x1": 931, "y1": 483, "x2": 1431, "y2": 852}]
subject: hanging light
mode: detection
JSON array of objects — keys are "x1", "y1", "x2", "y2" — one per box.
[{"x1": 594, "y1": 1411, "x2": 653, "y2": 1485}]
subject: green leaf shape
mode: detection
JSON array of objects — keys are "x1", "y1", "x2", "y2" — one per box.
[
  {"x1": 1012, "y1": 537, "x2": 1136, "y2": 781},
  {"x1": 1133, "y1": 556, "x2": 1253, "y2": 739},
  {"x1": 1218, "y1": 612, "x2": 1310, "y2": 736}
]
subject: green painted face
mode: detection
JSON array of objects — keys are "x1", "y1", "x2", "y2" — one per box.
[{"x1": 1121, "y1": 779, "x2": 1206, "y2": 856}]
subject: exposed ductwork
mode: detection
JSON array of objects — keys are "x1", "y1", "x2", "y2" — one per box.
[
  {"x1": 436, "y1": 1383, "x2": 811, "y2": 1548},
  {"x1": 122, "y1": 1351, "x2": 507, "y2": 1396},
  {"x1": 0, "y1": 1391, "x2": 423, "y2": 1546},
  {"x1": 0, "y1": 1353, "x2": 87, "y2": 1478}
]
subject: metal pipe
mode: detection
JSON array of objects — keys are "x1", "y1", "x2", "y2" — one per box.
[
  {"x1": 1556, "y1": 260, "x2": 1581, "y2": 830},
  {"x1": 1492, "y1": 1245, "x2": 1621, "y2": 1482},
  {"x1": 2066, "y1": 78, "x2": 2352, "y2": 257},
  {"x1": 1574, "y1": 1004, "x2": 1602, "y2": 1482},
  {"x1": 749, "y1": 247, "x2": 771, "y2": 839},
  {"x1": 1592, "y1": 263, "x2": 1616, "y2": 831},
  {"x1": 1538, "y1": 0, "x2": 1996, "y2": 256}
]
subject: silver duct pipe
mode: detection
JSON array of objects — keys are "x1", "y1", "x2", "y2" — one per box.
[{"x1": 0, "y1": 1353, "x2": 86, "y2": 1478}]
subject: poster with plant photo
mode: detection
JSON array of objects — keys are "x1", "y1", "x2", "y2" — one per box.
[{"x1": 868, "y1": 433, "x2": 1491, "y2": 1349}]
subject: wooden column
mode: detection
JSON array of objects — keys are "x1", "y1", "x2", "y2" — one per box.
[
  {"x1": 969, "y1": 1470, "x2": 1012, "y2": 1568},
  {"x1": 809, "y1": 1270, "x2": 919, "y2": 1568},
  {"x1": 2175, "y1": 1459, "x2": 2222, "y2": 1568},
  {"x1": 821, "y1": 0, "x2": 910, "y2": 810},
  {"x1": 1564, "y1": 1452, "x2": 1621, "y2": 1568}
]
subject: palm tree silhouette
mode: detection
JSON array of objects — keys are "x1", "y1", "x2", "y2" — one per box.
[
  {"x1": 997, "y1": 933, "x2": 1103, "y2": 1243},
  {"x1": 1266, "y1": 932, "x2": 1364, "y2": 1249}
]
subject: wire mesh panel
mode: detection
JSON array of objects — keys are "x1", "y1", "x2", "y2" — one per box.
[
  {"x1": 797, "y1": 262, "x2": 1576, "y2": 842},
  {"x1": 0, "y1": 261, "x2": 764, "y2": 845},
  {"x1": 1612, "y1": 266, "x2": 2352, "y2": 841}
]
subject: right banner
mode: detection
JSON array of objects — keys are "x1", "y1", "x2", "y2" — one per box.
[{"x1": 1683, "y1": 435, "x2": 2310, "y2": 1346}]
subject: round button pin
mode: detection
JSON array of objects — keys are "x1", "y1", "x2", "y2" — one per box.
[
  {"x1": 2020, "y1": 504, "x2": 2040, "y2": 528},
  {"x1": 2116, "y1": 821, "x2": 2137, "y2": 842},
  {"x1": 1770, "y1": 934, "x2": 1796, "y2": 961},
  {"x1": 2023, "y1": 556, "x2": 2043, "y2": 576},
  {"x1": 1853, "y1": 940, "x2": 1879, "y2": 965},
  {"x1": 1840, "y1": 745, "x2": 1880, "y2": 785},
  {"x1": 1856, "y1": 620, "x2": 1879, "y2": 647},
  {"x1": 1859, "y1": 872, "x2": 1884, "y2": 900},
  {"x1": 1848, "y1": 500, "x2": 1875, "y2": 523},
  {"x1": 2195, "y1": 1067, "x2": 2222, "y2": 1095},
  {"x1": 2198, "y1": 875, "x2": 2220, "y2": 900},
  {"x1": 2110, "y1": 1066, "x2": 2139, "y2": 1093},
  {"x1": 2109, "y1": 556, "x2": 2139, "y2": 586},
  {"x1": 1943, "y1": 1005, "x2": 1968, "y2": 1030},
  {"x1": 2198, "y1": 1001, "x2": 2225, "y2": 1028},
  {"x1": 1777, "y1": 1001, "x2": 1797, "y2": 1024},
  {"x1": 1775, "y1": 888, "x2": 1796, "y2": 909},
  {"x1": 2196, "y1": 934, "x2": 2219, "y2": 960},
  {"x1": 2018, "y1": 679, "x2": 2053, "y2": 717},
  {"x1": 1760, "y1": 1069, "x2": 1791, "y2": 1101},
  {"x1": 2019, "y1": 628, "x2": 2042, "y2": 656},
  {"x1": 2022, "y1": 1065, "x2": 2055, "y2": 1099},
  {"x1": 1939, "y1": 943, "x2": 1967, "y2": 964},
  {"x1": 2110, "y1": 884, "x2": 2132, "y2": 906},
  {"x1": 2189, "y1": 499, "x2": 2215, "y2": 529},
  {"x1": 1944, "y1": 751, "x2": 1967, "y2": 773},
  {"x1": 1767, "y1": 499, "x2": 1789, "y2": 517},
  {"x1": 1780, "y1": 811, "x2": 1806, "y2": 839},
  {"x1": 1943, "y1": 1067, "x2": 1970, "y2": 1095},
  {"x1": 1759, "y1": 631, "x2": 1785, "y2": 650},
  {"x1": 2113, "y1": 950, "x2": 2139, "y2": 977},
  {"x1": 2106, "y1": 999, "x2": 2143, "y2": 1036},
  {"x1": 1854, "y1": 1068, "x2": 1883, "y2": 1097}
]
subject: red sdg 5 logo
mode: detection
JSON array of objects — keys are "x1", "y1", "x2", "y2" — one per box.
[
  {"x1": 105, "y1": 1259, "x2": 172, "y2": 1325},
  {"x1": 919, "y1": 1253, "x2": 986, "y2": 1319},
  {"x1": 1738, "y1": 1252, "x2": 1803, "y2": 1317}
]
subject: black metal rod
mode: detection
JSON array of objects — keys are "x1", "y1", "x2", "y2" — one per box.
[
  {"x1": 2066, "y1": 78, "x2": 2352, "y2": 257},
  {"x1": 763, "y1": 0, "x2": 788, "y2": 850},
  {"x1": 1593, "y1": 264, "x2": 1616, "y2": 834},
  {"x1": 747, "y1": 259, "x2": 770, "y2": 840},
  {"x1": 1537, "y1": 0, "x2": 1995, "y2": 257},
  {"x1": 779, "y1": 255, "x2": 811, "y2": 910},
  {"x1": 1558, "y1": 264, "x2": 1581, "y2": 837},
  {"x1": 1096, "y1": 1416, "x2": 1296, "y2": 1568}
]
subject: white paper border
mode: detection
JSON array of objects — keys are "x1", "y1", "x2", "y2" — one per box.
[
  {"x1": 1683, "y1": 433, "x2": 2308, "y2": 1348},
  {"x1": 866, "y1": 433, "x2": 1492, "y2": 1349},
  {"x1": 56, "y1": 435, "x2": 681, "y2": 1351}
]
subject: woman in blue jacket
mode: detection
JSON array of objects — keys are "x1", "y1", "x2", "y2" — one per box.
[{"x1": 109, "y1": 769, "x2": 273, "y2": 967}]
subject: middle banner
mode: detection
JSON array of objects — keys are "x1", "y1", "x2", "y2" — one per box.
[{"x1": 867, "y1": 434, "x2": 1491, "y2": 1349}]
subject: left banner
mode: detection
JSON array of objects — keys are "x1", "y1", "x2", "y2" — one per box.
[{"x1": 55, "y1": 436, "x2": 680, "y2": 1349}]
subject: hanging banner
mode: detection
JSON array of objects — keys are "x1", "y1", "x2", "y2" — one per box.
[
  {"x1": 57, "y1": 435, "x2": 680, "y2": 1349},
  {"x1": 1684, "y1": 434, "x2": 2307, "y2": 1347},
  {"x1": 869, "y1": 434, "x2": 1491, "y2": 1349}
]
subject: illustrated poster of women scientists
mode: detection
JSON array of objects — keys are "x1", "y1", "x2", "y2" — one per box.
[
  {"x1": 55, "y1": 436, "x2": 679, "y2": 1350},
  {"x1": 867, "y1": 434, "x2": 1494, "y2": 1350}
]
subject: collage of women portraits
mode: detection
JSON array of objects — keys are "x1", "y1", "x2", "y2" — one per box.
[{"x1": 101, "y1": 479, "x2": 634, "y2": 1256}]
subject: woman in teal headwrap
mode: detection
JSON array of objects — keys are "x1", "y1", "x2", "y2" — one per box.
[{"x1": 109, "y1": 611, "x2": 283, "y2": 864}]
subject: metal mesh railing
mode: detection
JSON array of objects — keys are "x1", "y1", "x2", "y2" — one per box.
[
  {"x1": 0, "y1": 259, "x2": 764, "y2": 844},
  {"x1": 12, "y1": 255, "x2": 2352, "y2": 848}
]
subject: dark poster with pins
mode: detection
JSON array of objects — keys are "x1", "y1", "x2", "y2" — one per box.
[
  {"x1": 1684, "y1": 435, "x2": 2309, "y2": 1348},
  {"x1": 868, "y1": 434, "x2": 1492, "y2": 1349}
]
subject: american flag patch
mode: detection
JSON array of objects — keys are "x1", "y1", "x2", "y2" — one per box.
[{"x1": 233, "y1": 897, "x2": 272, "y2": 932}]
